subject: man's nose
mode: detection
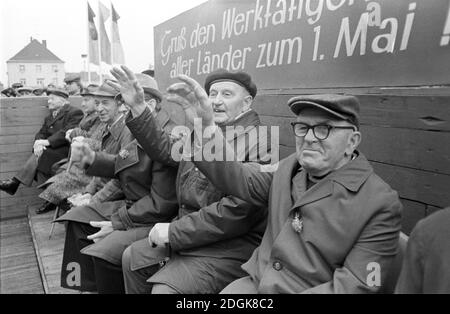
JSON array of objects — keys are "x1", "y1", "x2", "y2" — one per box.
[{"x1": 303, "y1": 128, "x2": 317, "y2": 142}]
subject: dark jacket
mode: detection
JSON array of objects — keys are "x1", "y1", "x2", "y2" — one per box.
[
  {"x1": 396, "y1": 207, "x2": 450, "y2": 294},
  {"x1": 35, "y1": 103, "x2": 83, "y2": 175},
  {"x1": 85, "y1": 108, "x2": 179, "y2": 230},
  {"x1": 84, "y1": 114, "x2": 134, "y2": 203},
  {"x1": 126, "y1": 107, "x2": 269, "y2": 262},
  {"x1": 194, "y1": 142, "x2": 403, "y2": 293}
]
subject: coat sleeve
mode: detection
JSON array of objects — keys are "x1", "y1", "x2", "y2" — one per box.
[
  {"x1": 126, "y1": 108, "x2": 179, "y2": 168},
  {"x1": 193, "y1": 130, "x2": 273, "y2": 209},
  {"x1": 85, "y1": 152, "x2": 117, "y2": 179},
  {"x1": 395, "y1": 222, "x2": 424, "y2": 293},
  {"x1": 301, "y1": 196, "x2": 403, "y2": 294},
  {"x1": 110, "y1": 184, "x2": 178, "y2": 230},
  {"x1": 47, "y1": 107, "x2": 84, "y2": 148},
  {"x1": 90, "y1": 179, "x2": 124, "y2": 204},
  {"x1": 168, "y1": 196, "x2": 266, "y2": 251}
]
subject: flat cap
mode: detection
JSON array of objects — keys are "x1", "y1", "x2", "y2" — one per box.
[
  {"x1": 91, "y1": 82, "x2": 120, "y2": 98},
  {"x1": 46, "y1": 87, "x2": 69, "y2": 99},
  {"x1": 17, "y1": 87, "x2": 33, "y2": 93},
  {"x1": 80, "y1": 84, "x2": 99, "y2": 97},
  {"x1": 288, "y1": 94, "x2": 361, "y2": 128},
  {"x1": 64, "y1": 74, "x2": 81, "y2": 84},
  {"x1": 204, "y1": 69, "x2": 257, "y2": 98},
  {"x1": 1, "y1": 87, "x2": 17, "y2": 97}
]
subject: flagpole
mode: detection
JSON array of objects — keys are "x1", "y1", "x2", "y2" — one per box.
[
  {"x1": 110, "y1": 1, "x2": 114, "y2": 67},
  {"x1": 87, "y1": 1, "x2": 91, "y2": 84},
  {"x1": 98, "y1": 0, "x2": 103, "y2": 83}
]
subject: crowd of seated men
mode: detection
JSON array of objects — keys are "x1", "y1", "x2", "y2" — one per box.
[{"x1": 1, "y1": 66, "x2": 449, "y2": 294}]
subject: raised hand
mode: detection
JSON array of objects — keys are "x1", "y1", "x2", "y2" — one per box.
[
  {"x1": 166, "y1": 75, "x2": 214, "y2": 127},
  {"x1": 109, "y1": 66, "x2": 146, "y2": 117}
]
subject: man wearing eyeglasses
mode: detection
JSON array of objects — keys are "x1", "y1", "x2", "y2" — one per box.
[{"x1": 167, "y1": 77, "x2": 402, "y2": 294}]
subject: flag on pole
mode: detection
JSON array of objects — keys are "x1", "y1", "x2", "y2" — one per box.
[
  {"x1": 111, "y1": 3, "x2": 125, "y2": 64},
  {"x1": 87, "y1": 2, "x2": 99, "y2": 65},
  {"x1": 98, "y1": 1, "x2": 112, "y2": 65}
]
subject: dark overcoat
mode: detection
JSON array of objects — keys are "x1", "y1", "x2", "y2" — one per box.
[{"x1": 35, "y1": 103, "x2": 83, "y2": 175}]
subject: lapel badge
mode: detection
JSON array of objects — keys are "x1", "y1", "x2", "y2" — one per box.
[
  {"x1": 292, "y1": 211, "x2": 303, "y2": 233},
  {"x1": 119, "y1": 149, "x2": 130, "y2": 159}
]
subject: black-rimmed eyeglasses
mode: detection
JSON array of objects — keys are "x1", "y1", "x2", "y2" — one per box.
[{"x1": 291, "y1": 122, "x2": 356, "y2": 140}]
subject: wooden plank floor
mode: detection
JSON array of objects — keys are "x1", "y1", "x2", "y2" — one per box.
[
  {"x1": 0, "y1": 217, "x2": 44, "y2": 294},
  {"x1": 27, "y1": 204, "x2": 78, "y2": 294}
]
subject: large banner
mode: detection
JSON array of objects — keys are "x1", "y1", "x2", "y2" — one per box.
[{"x1": 154, "y1": 0, "x2": 450, "y2": 90}]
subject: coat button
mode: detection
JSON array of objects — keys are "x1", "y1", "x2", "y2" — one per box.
[
  {"x1": 181, "y1": 204, "x2": 185, "y2": 209},
  {"x1": 273, "y1": 261, "x2": 283, "y2": 271}
]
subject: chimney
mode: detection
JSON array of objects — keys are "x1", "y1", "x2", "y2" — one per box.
[
  {"x1": 43, "y1": 40, "x2": 47, "y2": 48},
  {"x1": 30, "y1": 36, "x2": 33, "y2": 42}
]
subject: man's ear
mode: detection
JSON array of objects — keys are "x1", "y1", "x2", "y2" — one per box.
[
  {"x1": 242, "y1": 95, "x2": 253, "y2": 111},
  {"x1": 346, "y1": 131, "x2": 362, "y2": 156}
]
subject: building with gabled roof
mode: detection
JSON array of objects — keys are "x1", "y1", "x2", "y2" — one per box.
[{"x1": 7, "y1": 38, "x2": 65, "y2": 88}]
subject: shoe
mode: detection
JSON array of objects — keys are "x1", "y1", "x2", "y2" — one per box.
[
  {"x1": 35, "y1": 202, "x2": 57, "y2": 215},
  {"x1": 0, "y1": 178, "x2": 20, "y2": 195}
]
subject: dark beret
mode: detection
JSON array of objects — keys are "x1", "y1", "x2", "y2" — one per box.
[
  {"x1": 288, "y1": 94, "x2": 361, "y2": 129},
  {"x1": 204, "y1": 69, "x2": 257, "y2": 98},
  {"x1": 46, "y1": 88, "x2": 69, "y2": 99}
]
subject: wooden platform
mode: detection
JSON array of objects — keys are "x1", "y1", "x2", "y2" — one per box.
[
  {"x1": 27, "y1": 204, "x2": 78, "y2": 294},
  {"x1": 0, "y1": 204, "x2": 79, "y2": 294},
  {"x1": 0, "y1": 217, "x2": 44, "y2": 294}
]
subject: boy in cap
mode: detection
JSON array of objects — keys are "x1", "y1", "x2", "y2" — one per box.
[
  {"x1": 0, "y1": 88, "x2": 83, "y2": 210},
  {"x1": 166, "y1": 76, "x2": 403, "y2": 293}
]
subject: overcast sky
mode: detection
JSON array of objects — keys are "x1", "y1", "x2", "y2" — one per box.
[{"x1": 0, "y1": 0, "x2": 206, "y2": 85}]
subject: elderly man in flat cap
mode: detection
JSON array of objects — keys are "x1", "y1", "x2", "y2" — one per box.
[
  {"x1": 65, "y1": 74, "x2": 83, "y2": 96},
  {"x1": 55, "y1": 74, "x2": 179, "y2": 294},
  {"x1": 110, "y1": 66, "x2": 271, "y2": 294},
  {"x1": 0, "y1": 88, "x2": 83, "y2": 211},
  {"x1": 167, "y1": 75, "x2": 403, "y2": 294}
]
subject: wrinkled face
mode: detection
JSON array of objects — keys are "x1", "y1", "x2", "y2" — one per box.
[
  {"x1": 208, "y1": 81, "x2": 252, "y2": 126},
  {"x1": 95, "y1": 96, "x2": 119, "y2": 124},
  {"x1": 295, "y1": 108, "x2": 360, "y2": 177},
  {"x1": 66, "y1": 81, "x2": 79, "y2": 93},
  {"x1": 81, "y1": 95, "x2": 96, "y2": 114},
  {"x1": 47, "y1": 94, "x2": 66, "y2": 110}
]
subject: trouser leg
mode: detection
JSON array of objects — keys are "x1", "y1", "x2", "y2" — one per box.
[
  {"x1": 121, "y1": 246, "x2": 159, "y2": 294},
  {"x1": 61, "y1": 221, "x2": 98, "y2": 291},
  {"x1": 15, "y1": 154, "x2": 38, "y2": 186},
  {"x1": 92, "y1": 257, "x2": 125, "y2": 294}
]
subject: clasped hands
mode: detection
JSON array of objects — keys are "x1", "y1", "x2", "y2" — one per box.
[{"x1": 69, "y1": 138, "x2": 95, "y2": 168}]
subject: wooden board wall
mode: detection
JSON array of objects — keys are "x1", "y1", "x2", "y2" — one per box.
[
  {"x1": 1, "y1": 91, "x2": 449, "y2": 234},
  {"x1": 0, "y1": 97, "x2": 82, "y2": 220},
  {"x1": 253, "y1": 88, "x2": 450, "y2": 234}
]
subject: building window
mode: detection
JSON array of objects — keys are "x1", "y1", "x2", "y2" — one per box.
[
  {"x1": 53, "y1": 78, "x2": 58, "y2": 85},
  {"x1": 36, "y1": 65, "x2": 42, "y2": 73},
  {"x1": 20, "y1": 79, "x2": 26, "y2": 85},
  {"x1": 19, "y1": 65, "x2": 25, "y2": 73},
  {"x1": 37, "y1": 78, "x2": 44, "y2": 86},
  {"x1": 52, "y1": 65, "x2": 58, "y2": 73}
]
